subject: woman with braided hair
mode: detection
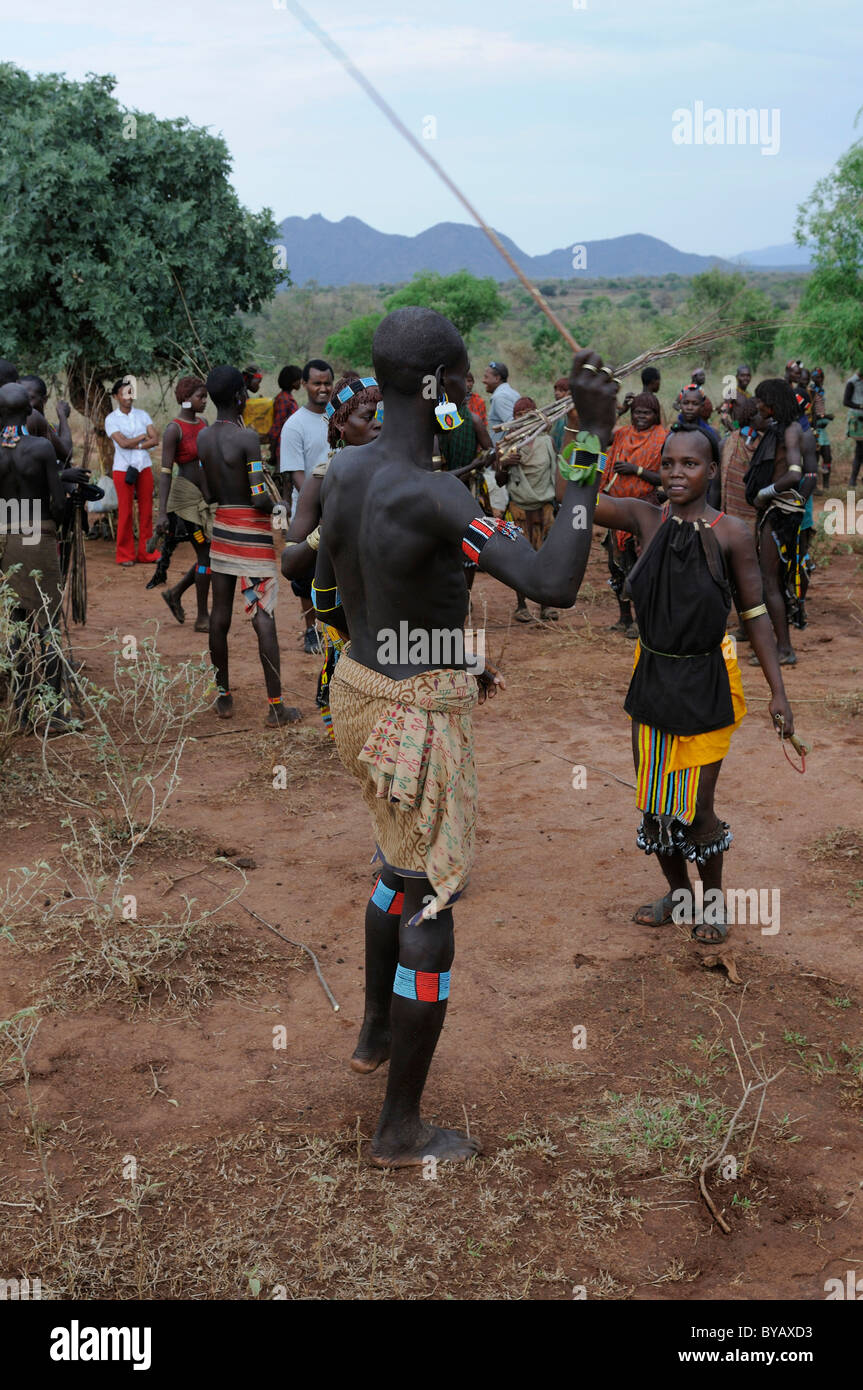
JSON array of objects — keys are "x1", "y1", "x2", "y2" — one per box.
[{"x1": 747, "y1": 378, "x2": 817, "y2": 665}]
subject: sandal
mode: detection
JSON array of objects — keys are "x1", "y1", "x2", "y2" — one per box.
[
  {"x1": 692, "y1": 918, "x2": 729, "y2": 944},
  {"x1": 632, "y1": 892, "x2": 677, "y2": 926}
]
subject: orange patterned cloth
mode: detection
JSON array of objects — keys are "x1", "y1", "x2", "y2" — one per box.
[
  {"x1": 467, "y1": 391, "x2": 487, "y2": 427},
  {"x1": 601, "y1": 424, "x2": 666, "y2": 550}
]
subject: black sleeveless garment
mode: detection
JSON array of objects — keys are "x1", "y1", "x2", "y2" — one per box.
[{"x1": 624, "y1": 508, "x2": 734, "y2": 737}]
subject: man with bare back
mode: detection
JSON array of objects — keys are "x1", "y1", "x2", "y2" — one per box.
[
  {"x1": 197, "y1": 367, "x2": 300, "y2": 726},
  {"x1": 314, "y1": 307, "x2": 617, "y2": 1167},
  {"x1": 0, "y1": 383, "x2": 71, "y2": 730}
]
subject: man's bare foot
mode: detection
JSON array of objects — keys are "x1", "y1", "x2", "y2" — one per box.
[
  {"x1": 265, "y1": 703, "x2": 302, "y2": 726},
  {"x1": 371, "y1": 1122, "x2": 481, "y2": 1168},
  {"x1": 350, "y1": 1021, "x2": 391, "y2": 1074},
  {"x1": 194, "y1": 615, "x2": 209, "y2": 633},
  {"x1": 215, "y1": 693, "x2": 234, "y2": 719},
  {"x1": 161, "y1": 589, "x2": 184, "y2": 624}
]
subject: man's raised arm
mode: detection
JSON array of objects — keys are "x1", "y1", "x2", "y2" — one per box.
[{"x1": 426, "y1": 350, "x2": 619, "y2": 608}]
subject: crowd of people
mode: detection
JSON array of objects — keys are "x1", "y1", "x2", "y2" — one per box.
[{"x1": 1, "y1": 324, "x2": 860, "y2": 1166}]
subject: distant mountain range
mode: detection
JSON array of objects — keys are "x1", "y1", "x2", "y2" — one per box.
[
  {"x1": 731, "y1": 241, "x2": 814, "y2": 269},
  {"x1": 276, "y1": 215, "x2": 812, "y2": 286}
]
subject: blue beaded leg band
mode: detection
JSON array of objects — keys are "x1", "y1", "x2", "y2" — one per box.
[
  {"x1": 371, "y1": 877, "x2": 404, "y2": 915},
  {"x1": 393, "y1": 964, "x2": 450, "y2": 1002}
]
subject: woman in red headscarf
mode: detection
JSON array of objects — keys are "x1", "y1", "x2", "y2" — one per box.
[{"x1": 599, "y1": 392, "x2": 665, "y2": 636}]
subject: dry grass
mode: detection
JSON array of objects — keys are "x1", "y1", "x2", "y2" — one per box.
[
  {"x1": 0, "y1": 1114, "x2": 654, "y2": 1301},
  {"x1": 218, "y1": 724, "x2": 343, "y2": 815},
  {"x1": 11, "y1": 910, "x2": 303, "y2": 1019},
  {"x1": 1, "y1": 966, "x2": 858, "y2": 1300},
  {"x1": 805, "y1": 826, "x2": 863, "y2": 864},
  {"x1": 823, "y1": 691, "x2": 863, "y2": 719}
]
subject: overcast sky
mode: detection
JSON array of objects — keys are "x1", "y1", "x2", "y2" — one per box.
[{"x1": 4, "y1": 0, "x2": 860, "y2": 259}]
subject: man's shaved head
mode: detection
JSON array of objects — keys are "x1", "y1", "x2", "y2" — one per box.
[
  {"x1": 0, "y1": 360, "x2": 19, "y2": 387},
  {"x1": 0, "y1": 382, "x2": 32, "y2": 419},
  {"x1": 206, "y1": 365, "x2": 245, "y2": 408},
  {"x1": 373, "y1": 307, "x2": 466, "y2": 394}
]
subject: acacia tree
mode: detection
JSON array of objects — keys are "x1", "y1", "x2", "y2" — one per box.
[
  {"x1": 385, "y1": 270, "x2": 505, "y2": 341},
  {"x1": 794, "y1": 124, "x2": 863, "y2": 368},
  {"x1": 0, "y1": 65, "x2": 280, "y2": 468},
  {"x1": 683, "y1": 269, "x2": 776, "y2": 369},
  {"x1": 323, "y1": 269, "x2": 505, "y2": 375},
  {"x1": 325, "y1": 313, "x2": 382, "y2": 370}
]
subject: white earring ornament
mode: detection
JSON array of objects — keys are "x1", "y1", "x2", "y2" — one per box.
[{"x1": 435, "y1": 396, "x2": 462, "y2": 431}]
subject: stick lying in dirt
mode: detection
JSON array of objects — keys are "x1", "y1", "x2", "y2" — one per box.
[
  {"x1": 539, "y1": 742, "x2": 637, "y2": 790},
  {"x1": 235, "y1": 899, "x2": 341, "y2": 1013},
  {"x1": 695, "y1": 1000, "x2": 785, "y2": 1233}
]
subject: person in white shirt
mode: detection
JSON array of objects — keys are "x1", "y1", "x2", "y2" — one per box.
[
  {"x1": 278, "y1": 358, "x2": 334, "y2": 652},
  {"x1": 482, "y1": 361, "x2": 520, "y2": 517},
  {"x1": 104, "y1": 376, "x2": 160, "y2": 565}
]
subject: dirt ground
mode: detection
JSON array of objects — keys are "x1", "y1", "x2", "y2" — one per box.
[{"x1": 1, "y1": 508, "x2": 862, "y2": 1301}]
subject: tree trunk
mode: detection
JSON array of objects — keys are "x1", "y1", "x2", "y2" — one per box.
[{"x1": 67, "y1": 364, "x2": 114, "y2": 474}]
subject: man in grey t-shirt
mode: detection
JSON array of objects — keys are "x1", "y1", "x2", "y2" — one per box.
[
  {"x1": 278, "y1": 358, "x2": 333, "y2": 653},
  {"x1": 482, "y1": 361, "x2": 520, "y2": 516},
  {"x1": 279, "y1": 359, "x2": 334, "y2": 507}
]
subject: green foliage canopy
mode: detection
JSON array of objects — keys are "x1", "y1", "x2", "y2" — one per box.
[
  {"x1": 324, "y1": 312, "x2": 382, "y2": 371},
  {"x1": 794, "y1": 128, "x2": 863, "y2": 368},
  {"x1": 683, "y1": 269, "x2": 776, "y2": 369},
  {"x1": 383, "y1": 270, "x2": 505, "y2": 340},
  {"x1": 0, "y1": 65, "x2": 279, "y2": 405}
]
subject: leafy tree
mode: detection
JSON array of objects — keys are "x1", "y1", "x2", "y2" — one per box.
[
  {"x1": 783, "y1": 265, "x2": 863, "y2": 371},
  {"x1": 531, "y1": 321, "x2": 560, "y2": 353},
  {"x1": 684, "y1": 269, "x2": 776, "y2": 369},
  {"x1": 0, "y1": 65, "x2": 279, "y2": 467},
  {"x1": 324, "y1": 312, "x2": 382, "y2": 371},
  {"x1": 384, "y1": 270, "x2": 505, "y2": 341},
  {"x1": 793, "y1": 125, "x2": 863, "y2": 367}
]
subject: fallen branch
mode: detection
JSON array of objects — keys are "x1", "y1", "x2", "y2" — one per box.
[{"x1": 234, "y1": 898, "x2": 340, "y2": 1013}]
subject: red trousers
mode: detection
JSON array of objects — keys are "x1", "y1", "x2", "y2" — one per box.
[{"x1": 113, "y1": 467, "x2": 156, "y2": 564}]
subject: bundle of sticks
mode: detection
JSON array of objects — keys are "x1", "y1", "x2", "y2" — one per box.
[{"x1": 494, "y1": 318, "x2": 780, "y2": 454}]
